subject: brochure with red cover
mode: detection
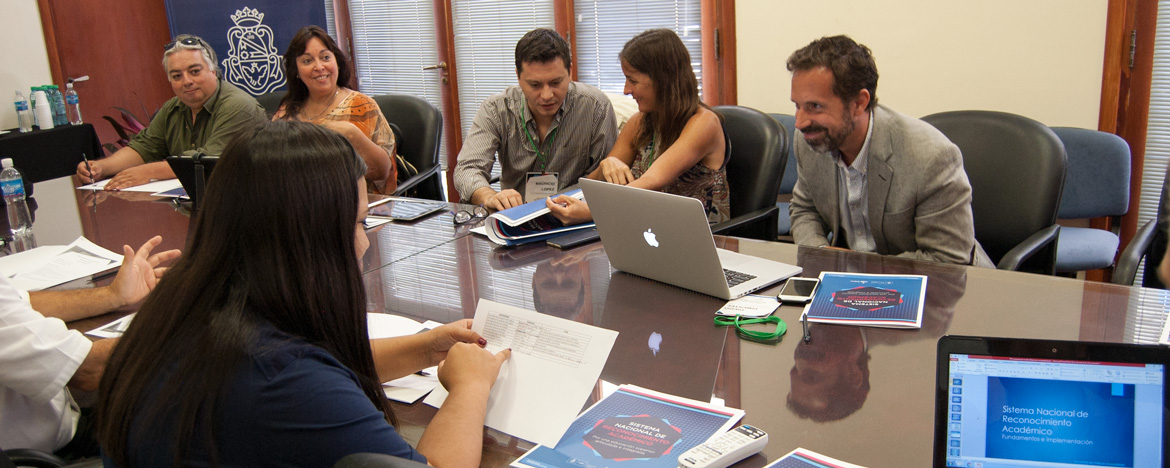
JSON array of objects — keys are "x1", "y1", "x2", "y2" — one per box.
[
  {"x1": 511, "y1": 385, "x2": 743, "y2": 468},
  {"x1": 801, "y1": 272, "x2": 927, "y2": 329}
]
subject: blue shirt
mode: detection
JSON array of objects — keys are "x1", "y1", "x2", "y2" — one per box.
[{"x1": 105, "y1": 325, "x2": 424, "y2": 467}]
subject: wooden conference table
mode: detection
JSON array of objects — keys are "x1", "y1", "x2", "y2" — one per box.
[{"x1": 45, "y1": 183, "x2": 1170, "y2": 467}]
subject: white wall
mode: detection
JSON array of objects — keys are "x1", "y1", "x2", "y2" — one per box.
[
  {"x1": 0, "y1": 2, "x2": 82, "y2": 241},
  {"x1": 736, "y1": 0, "x2": 1108, "y2": 128},
  {"x1": 1, "y1": 1, "x2": 53, "y2": 130}
]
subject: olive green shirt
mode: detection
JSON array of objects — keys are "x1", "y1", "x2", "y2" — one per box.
[{"x1": 127, "y1": 80, "x2": 266, "y2": 162}]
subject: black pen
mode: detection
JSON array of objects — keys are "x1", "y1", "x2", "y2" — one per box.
[
  {"x1": 801, "y1": 312, "x2": 811, "y2": 343},
  {"x1": 81, "y1": 152, "x2": 93, "y2": 182}
]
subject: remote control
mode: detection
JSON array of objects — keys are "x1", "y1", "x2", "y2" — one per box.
[{"x1": 677, "y1": 424, "x2": 768, "y2": 468}]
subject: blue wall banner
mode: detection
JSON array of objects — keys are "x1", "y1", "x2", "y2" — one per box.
[{"x1": 164, "y1": 1, "x2": 328, "y2": 95}]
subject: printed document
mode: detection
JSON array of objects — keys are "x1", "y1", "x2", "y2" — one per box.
[
  {"x1": 76, "y1": 178, "x2": 183, "y2": 193},
  {"x1": 0, "y1": 237, "x2": 122, "y2": 291},
  {"x1": 424, "y1": 299, "x2": 618, "y2": 446}
]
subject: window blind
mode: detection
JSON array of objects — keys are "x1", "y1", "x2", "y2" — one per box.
[
  {"x1": 346, "y1": 0, "x2": 448, "y2": 171},
  {"x1": 451, "y1": 1, "x2": 555, "y2": 141},
  {"x1": 573, "y1": 0, "x2": 703, "y2": 97},
  {"x1": 323, "y1": 1, "x2": 335, "y2": 37},
  {"x1": 1136, "y1": 0, "x2": 1170, "y2": 279}
]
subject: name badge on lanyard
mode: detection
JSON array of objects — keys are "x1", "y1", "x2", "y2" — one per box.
[
  {"x1": 525, "y1": 172, "x2": 559, "y2": 203},
  {"x1": 520, "y1": 99, "x2": 560, "y2": 204}
]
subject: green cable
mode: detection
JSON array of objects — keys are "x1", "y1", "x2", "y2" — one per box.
[{"x1": 714, "y1": 314, "x2": 787, "y2": 343}]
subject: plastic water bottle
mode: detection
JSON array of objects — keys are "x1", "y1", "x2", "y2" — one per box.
[
  {"x1": 13, "y1": 91, "x2": 32, "y2": 133},
  {"x1": 64, "y1": 83, "x2": 81, "y2": 125},
  {"x1": 46, "y1": 85, "x2": 67, "y2": 127},
  {"x1": 0, "y1": 159, "x2": 36, "y2": 252},
  {"x1": 31, "y1": 89, "x2": 53, "y2": 130}
]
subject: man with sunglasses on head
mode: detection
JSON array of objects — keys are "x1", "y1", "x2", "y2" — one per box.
[
  {"x1": 453, "y1": 28, "x2": 617, "y2": 211},
  {"x1": 75, "y1": 34, "x2": 266, "y2": 190}
]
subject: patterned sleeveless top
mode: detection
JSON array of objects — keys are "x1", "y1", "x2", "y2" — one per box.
[{"x1": 630, "y1": 133, "x2": 731, "y2": 223}]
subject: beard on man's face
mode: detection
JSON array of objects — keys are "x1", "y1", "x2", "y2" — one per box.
[{"x1": 802, "y1": 109, "x2": 856, "y2": 153}]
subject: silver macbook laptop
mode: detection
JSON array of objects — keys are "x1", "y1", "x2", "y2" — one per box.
[
  {"x1": 579, "y1": 178, "x2": 801, "y2": 300},
  {"x1": 935, "y1": 335, "x2": 1168, "y2": 467}
]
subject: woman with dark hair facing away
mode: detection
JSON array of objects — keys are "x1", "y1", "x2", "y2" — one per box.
[
  {"x1": 546, "y1": 28, "x2": 729, "y2": 224},
  {"x1": 95, "y1": 120, "x2": 510, "y2": 468},
  {"x1": 274, "y1": 25, "x2": 398, "y2": 194}
]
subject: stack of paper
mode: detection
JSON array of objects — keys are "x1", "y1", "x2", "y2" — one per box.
[{"x1": 0, "y1": 237, "x2": 122, "y2": 291}]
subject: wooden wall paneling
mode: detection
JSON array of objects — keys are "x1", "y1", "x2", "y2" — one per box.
[
  {"x1": 39, "y1": 0, "x2": 175, "y2": 154},
  {"x1": 434, "y1": 0, "x2": 464, "y2": 202},
  {"x1": 702, "y1": 0, "x2": 736, "y2": 106}
]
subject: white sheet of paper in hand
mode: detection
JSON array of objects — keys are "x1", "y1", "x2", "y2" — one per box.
[{"x1": 422, "y1": 298, "x2": 619, "y2": 447}]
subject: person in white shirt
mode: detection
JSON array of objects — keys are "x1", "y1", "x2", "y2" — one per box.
[{"x1": 0, "y1": 236, "x2": 179, "y2": 457}]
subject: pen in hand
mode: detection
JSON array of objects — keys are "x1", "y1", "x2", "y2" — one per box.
[{"x1": 81, "y1": 152, "x2": 93, "y2": 182}]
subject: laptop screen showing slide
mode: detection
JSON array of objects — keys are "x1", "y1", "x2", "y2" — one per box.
[
  {"x1": 935, "y1": 335, "x2": 1168, "y2": 468},
  {"x1": 578, "y1": 178, "x2": 800, "y2": 300}
]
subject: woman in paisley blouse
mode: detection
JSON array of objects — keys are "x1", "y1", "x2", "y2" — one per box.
[{"x1": 547, "y1": 28, "x2": 730, "y2": 224}]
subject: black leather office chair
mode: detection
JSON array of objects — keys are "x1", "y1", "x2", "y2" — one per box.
[
  {"x1": 254, "y1": 91, "x2": 285, "y2": 118},
  {"x1": 922, "y1": 110, "x2": 1067, "y2": 274},
  {"x1": 1114, "y1": 165, "x2": 1169, "y2": 287},
  {"x1": 1113, "y1": 218, "x2": 1159, "y2": 286},
  {"x1": 710, "y1": 105, "x2": 788, "y2": 241},
  {"x1": 372, "y1": 94, "x2": 445, "y2": 201},
  {"x1": 768, "y1": 113, "x2": 799, "y2": 238},
  {"x1": 333, "y1": 453, "x2": 430, "y2": 468}
]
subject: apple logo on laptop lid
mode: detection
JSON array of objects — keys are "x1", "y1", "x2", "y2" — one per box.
[{"x1": 643, "y1": 228, "x2": 659, "y2": 248}]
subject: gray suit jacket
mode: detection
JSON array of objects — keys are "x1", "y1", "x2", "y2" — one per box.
[{"x1": 789, "y1": 105, "x2": 994, "y2": 267}]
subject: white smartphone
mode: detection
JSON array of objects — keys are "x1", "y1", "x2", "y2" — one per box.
[{"x1": 778, "y1": 277, "x2": 820, "y2": 303}]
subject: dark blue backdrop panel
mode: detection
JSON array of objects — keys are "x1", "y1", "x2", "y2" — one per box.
[{"x1": 164, "y1": 1, "x2": 328, "y2": 95}]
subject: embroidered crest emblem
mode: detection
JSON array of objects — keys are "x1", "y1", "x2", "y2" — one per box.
[{"x1": 222, "y1": 7, "x2": 284, "y2": 94}]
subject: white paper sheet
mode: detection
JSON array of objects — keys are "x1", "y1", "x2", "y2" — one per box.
[
  {"x1": 423, "y1": 299, "x2": 619, "y2": 447},
  {"x1": 383, "y1": 366, "x2": 439, "y2": 404},
  {"x1": 87, "y1": 313, "x2": 134, "y2": 339},
  {"x1": 367, "y1": 313, "x2": 426, "y2": 339},
  {"x1": 0, "y1": 237, "x2": 122, "y2": 291},
  {"x1": 368, "y1": 314, "x2": 444, "y2": 403},
  {"x1": 716, "y1": 294, "x2": 781, "y2": 318},
  {"x1": 76, "y1": 178, "x2": 184, "y2": 193}
]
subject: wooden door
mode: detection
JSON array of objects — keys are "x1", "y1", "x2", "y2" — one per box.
[{"x1": 38, "y1": 0, "x2": 175, "y2": 154}]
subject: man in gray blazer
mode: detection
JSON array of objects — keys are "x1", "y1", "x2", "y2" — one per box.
[{"x1": 787, "y1": 35, "x2": 993, "y2": 267}]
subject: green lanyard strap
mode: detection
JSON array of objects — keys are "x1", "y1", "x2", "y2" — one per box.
[
  {"x1": 714, "y1": 314, "x2": 787, "y2": 343},
  {"x1": 519, "y1": 98, "x2": 558, "y2": 172}
]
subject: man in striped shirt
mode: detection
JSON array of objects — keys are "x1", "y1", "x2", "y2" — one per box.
[{"x1": 453, "y1": 28, "x2": 617, "y2": 210}]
